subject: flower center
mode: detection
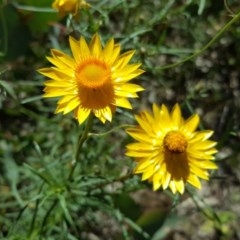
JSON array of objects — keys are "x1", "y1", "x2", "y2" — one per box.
[
  {"x1": 75, "y1": 58, "x2": 114, "y2": 109},
  {"x1": 76, "y1": 58, "x2": 111, "y2": 88},
  {"x1": 163, "y1": 131, "x2": 187, "y2": 154}
]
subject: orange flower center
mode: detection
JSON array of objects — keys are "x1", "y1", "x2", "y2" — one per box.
[
  {"x1": 75, "y1": 58, "x2": 115, "y2": 109},
  {"x1": 76, "y1": 58, "x2": 110, "y2": 88},
  {"x1": 163, "y1": 131, "x2": 187, "y2": 154}
]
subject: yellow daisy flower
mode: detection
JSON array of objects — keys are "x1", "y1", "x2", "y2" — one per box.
[
  {"x1": 126, "y1": 103, "x2": 218, "y2": 194},
  {"x1": 52, "y1": 0, "x2": 89, "y2": 17},
  {"x1": 38, "y1": 34, "x2": 144, "y2": 124}
]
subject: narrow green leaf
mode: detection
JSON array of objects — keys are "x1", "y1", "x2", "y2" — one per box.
[
  {"x1": 24, "y1": 163, "x2": 53, "y2": 186},
  {"x1": 198, "y1": 0, "x2": 206, "y2": 15},
  {"x1": 0, "y1": 80, "x2": 17, "y2": 100}
]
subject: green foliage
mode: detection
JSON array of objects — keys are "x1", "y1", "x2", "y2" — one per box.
[{"x1": 1, "y1": 0, "x2": 240, "y2": 239}]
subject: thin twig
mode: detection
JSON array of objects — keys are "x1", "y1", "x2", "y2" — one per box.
[
  {"x1": 68, "y1": 113, "x2": 94, "y2": 182},
  {"x1": 155, "y1": 10, "x2": 240, "y2": 70}
]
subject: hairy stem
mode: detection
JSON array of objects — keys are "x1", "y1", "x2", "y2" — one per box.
[{"x1": 68, "y1": 113, "x2": 94, "y2": 181}]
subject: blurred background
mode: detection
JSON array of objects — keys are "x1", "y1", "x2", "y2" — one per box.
[{"x1": 0, "y1": 0, "x2": 240, "y2": 239}]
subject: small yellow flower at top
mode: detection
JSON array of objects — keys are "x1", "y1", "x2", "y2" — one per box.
[
  {"x1": 38, "y1": 33, "x2": 144, "y2": 124},
  {"x1": 52, "y1": 0, "x2": 89, "y2": 17},
  {"x1": 126, "y1": 103, "x2": 218, "y2": 194}
]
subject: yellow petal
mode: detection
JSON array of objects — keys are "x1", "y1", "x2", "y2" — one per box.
[
  {"x1": 115, "y1": 90, "x2": 139, "y2": 98},
  {"x1": 69, "y1": 36, "x2": 81, "y2": 61},
  {"x1": 126, "y1": 129, "x2": 153, "y2": 143},
  {"x1": 115, "y1": 83, "x2": 144, "y2": 93},
  {"x1": 125, "y1": 150, "x2": 152, "y2": 158},
  {"x1": 153, "y1": 180, "x2": 162, "y2": 191},
  {"x1": 44, "y1": 80, "x2": 72, "y2": 87},
  {"x1": 135, "y1": 113, "x2": 154, "y2": 136},
  {"x1": 135, "y1": 158, "x2": 152, "y2": 172},
  {"x1": 55, "y1": 102, "x2": 68, "y2": 113},
  {"x1": 76, "y1": 108, "x2": 91, "y2": 124},
  {"x1": 101, "y1": 107, "x2": 112, "y2": 122},
  {"x1": 189, "y1": 163, "x2": 209, "y2": 180},
  {"x1": 57, "y1": 95, "x2": 76, "y2": 104},
  {"x1": 90, "y1": 33, "x2": 102, "y2": 57},
  {"x1": 107, "y1": 44, "x2": 120, "y2": 65},
  {"x1": 174, "y1": 179, "x2": 185, "y2": 194},
  {"x1": 113, "y1": 69, "x2": 144, "y2": 83},
  {"x1": 93, "y1": 107, "x2": 112, "y2": 123},
  {"x1": 201, "y1": 160, "x2": 218, "y2": 169},
  {"x1": 169, "y1": 181, "x2": 177, "y2": 194},
  {"x1": 141, "y1": 164, "x2": 155, "y2": 180},
  {"x1": 103, "y1": 38, "x2": 114, "y2": 61},
  {"x1": 182, "y1": 114, "x2": 200, "y2": 134},
  {"x1": 171, "y1": 103, "x2": 182, "y2": 128},
  {"x1": 39, "y1": 67, "x2": 72, "y2": 80},
  {"x1": 51, "y1": 49, "x2": 75, "y2": 68},
  {"x1": 152, "y1": 171, "x2": 164, "y2": 191},
  {"x1": 43, "y1": 87, "x2": 67, "y2": 97},
  {"x1": 115, "y1": 98, "x2": 132, "y2": 109},
  {"x1": 162, "y1": 171, "x2": 171, "y2": 190},
  {"x1": 79, "y1": 36, "x2": 91, "y2": 59},
  {"x1": 63, "y1": 98, "x2": 80, "y2": 114},
  {"x1": 187, "y1": 174, "x2": 201, "y2": 189},
  {"x1": 160, "y1": 104, "x2": 171, "y2": 129},
  {"x1": 113, "y1": 50, "x2": 135, "y2": 69},
  {"x1": 127, "y1": 142, "x2": 154, "y2": 152},
  {"x1": 191, "y1": 140, "x2": 217, "y2": 150},
  {"x1": 188, "y1": 149, "x2": 216, "y2": 160},
  {"x1": 152, "y1": 103, "x2": 160, "y2": 119},
  {"x1": 46, "y1": 55, "x2": 69, "y2": 69},
  {"x1": 190, "y1": 130, "x2": 214, "y2": 143},
  {"x1": 121, "y1": 63, "x2": 143, "y2": 74},
  {"x1": 38, "y1": 68, "x2": 57, "y2": 79}
]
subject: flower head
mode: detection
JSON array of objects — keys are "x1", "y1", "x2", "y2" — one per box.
[
  {"x1": 52, "y1": 0, "x2": 89, "y2": 17},
  {"x1": 38, "y1": 34, "x2": 144, "y2": 124},
  {"x1": 126, "y1": 104, "x2": 218, "y2": 194}
]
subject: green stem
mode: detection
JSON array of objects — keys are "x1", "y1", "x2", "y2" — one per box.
[
  {"x1": 68, "y1": 14, "x2": 74, "y2": 31},
  {"x1": 68, "y1": 113, "x2": 94, "y2": 181},
  {"x1": 67, "y1": 14, "x2": 79, "y2": 39},
  {"x1": 39, "y1": 199, "x2": 59, "y2": 239},
  {"x1": 89, "y1": 124, "x2": 134, "y2": 137},
  {"x1": 157, "y1": 10, "x2": 240, "y2": 70},
  {"x1": 87, "y1": 173, "x2": 133, "y2": 192},
  {"x1": 187, "y1": 187, "x2": 221, "y2": 225}
]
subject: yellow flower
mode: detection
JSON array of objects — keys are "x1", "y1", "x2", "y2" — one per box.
[
  {"x1": 38, "y1": 34, "x2": 144, "y2": 124},
  {"x1": 126, "y1": 104, "x2": 218, "y2": 194},
  {"x1": 52, "y1": 0, "x2": 89, "y2": 17}
]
